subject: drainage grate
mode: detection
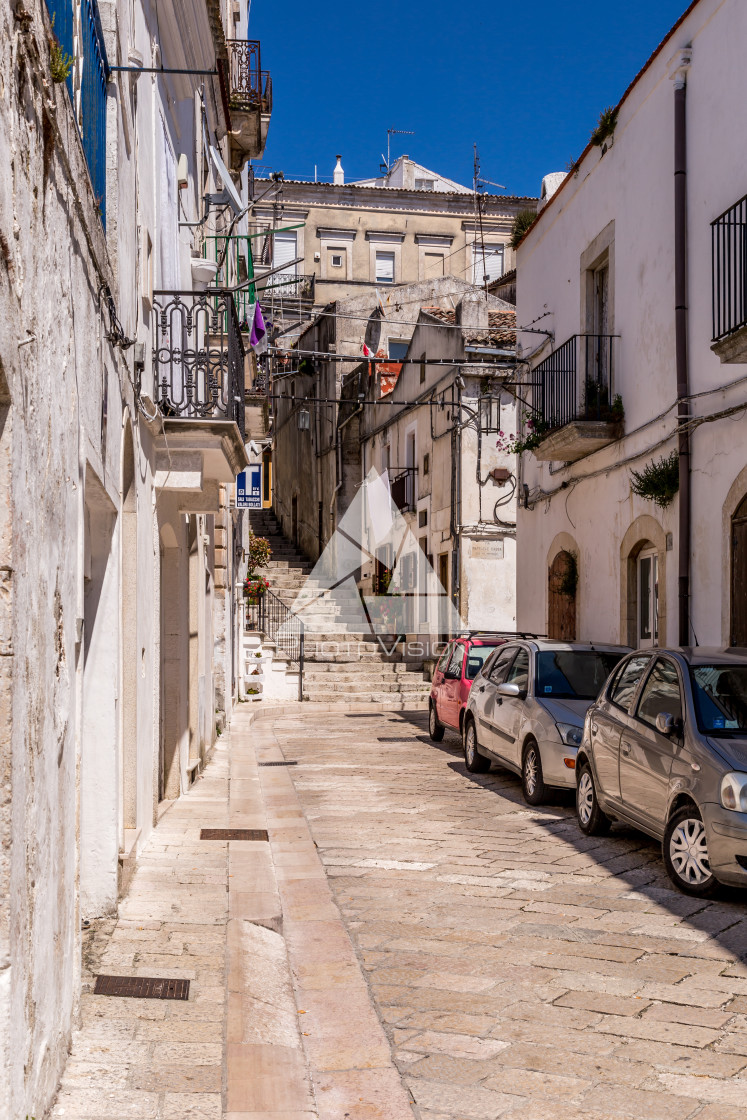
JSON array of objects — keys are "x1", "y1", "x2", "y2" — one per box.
[
  {"x1": 200, "y1": 828, "x2": 269, "y2": 841},
  {"x1": 377, "y1": 737, "x2": 416, "y2": 742},
  {"x1": 258, "y1": 760, "x2": 298, "y2": 767},
  {"x1": 94, "y1": 975, "x2": 190, "y2": 1000}
]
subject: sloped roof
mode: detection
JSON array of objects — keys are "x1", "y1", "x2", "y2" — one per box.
[{"x1": 420, "y1": 306, "x2": 517, "y2": 347}]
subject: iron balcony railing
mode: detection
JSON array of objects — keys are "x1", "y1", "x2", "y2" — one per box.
[
  {"x1": 226, "y1": 40, "x2": 272, "y2": 113},
  {"x1": 244, "y1": 589, "x2": 305, "y2": 701},
  {"x1": 390, "y1": 467, "x2": 417, "y2": 513},
  {"x1": 530, "y1": 334, "x2": 618, "y2": 432},
  {"x1": 712, "y1": 193, "x2": 747, "y2": 341},
  {"x1": 152, "y1": 291, "x2": 246, "y2": 438}
]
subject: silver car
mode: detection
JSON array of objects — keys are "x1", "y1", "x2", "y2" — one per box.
[
  {"x1": 576, "y1": 647, "x2": 747, "y2": 896},
  {"x1": 463, "y1": 640, "x2": 629, "y2": 805}
]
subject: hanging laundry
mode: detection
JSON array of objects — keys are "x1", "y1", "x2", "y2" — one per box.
[{"x1": 249, "y1": 301, "x2": 268, "y2": 355}]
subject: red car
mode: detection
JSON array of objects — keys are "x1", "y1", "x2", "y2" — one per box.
[{"x1": 429, "y1": 636, "x2": 507, "y2": 741}]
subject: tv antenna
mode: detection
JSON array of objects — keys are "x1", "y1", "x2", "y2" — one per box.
[{"x1": 381, "y1": 128, "x2": 415, "y2": 173}]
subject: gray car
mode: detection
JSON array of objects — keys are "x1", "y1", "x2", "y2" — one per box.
[
  {"x1": 463, "y1": 640, "x2": 629, "y2": 805},
  {"x1": 576, "y1": 647, "x2": 747, "y2": 896}
]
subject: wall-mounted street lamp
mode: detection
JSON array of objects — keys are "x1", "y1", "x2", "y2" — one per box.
[{"x1": 297, "y1": 408, "x2": 310, "y2": 431}]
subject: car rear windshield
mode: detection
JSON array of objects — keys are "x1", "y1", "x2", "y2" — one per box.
[
  {"x1": 536, "y1": 651, "x2": 625, "y2": 700},
  {"x1": 690, "y1": 665, "x2": 747, "y2": 735},
  {"x1": 465, "y1": 646, "x2": 499, "y2": 680}
]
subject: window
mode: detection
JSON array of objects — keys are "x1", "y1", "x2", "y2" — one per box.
[
  {"x1": 273, "y1": 231, "x2": 298, "y2": 282},
  {"x1": 506, "y1": 649, "x2": 530, "y2": 692},
  {"x1": 446, "y1": 644, "x2": 465, "y2": 680},
  {"x1": 638, "y1": 547, "x2": 659, "y2": 647},
  {"x1": 388, "y1": 339, "x2": 410, "y2": 361},
  {"x1": 331, "y1": 253, "x2": 343, "y2": 267},
  {"x1": 415, "y1": 178, "x2": 435, "y2": 191},
  {"x1": 636, "y1": 659, "x2": 683, "y2": 727},
  {"x1": 376, "y1": 250, "x2": 395, "y2": 284},
  {"x1": 473, "y1": 244, "x2": 504, "y2": 285},
  {"x1": 437, "y1": 642, "x2": 454, "y2": 672},
  {"x1": 537, "y1": 650, "x2": 624, "y2": 700},
  {"x1": 420, "y1": 354, "x2": 426, "y2": 383},
  {"x1": 489, "y1": 647, "x2": 517, "y2": 685},
  {"x1": 465, "y1": 645, "x2": 496, "y2": 681},
  {"x1": 691, "y1": 664, "x2": 747, "y2": 734},
  {"x1": 609, "y1": 655, "x2": 652, "y2": 712},
  {"x1": 423, "y1": 453, "x2": 430, "y2": 476}
]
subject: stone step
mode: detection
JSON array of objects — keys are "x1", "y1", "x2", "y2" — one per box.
[
  {"x1": 304, "y1": 689, "x2": 430, "y2": 704},
  {"x1": 302, "y1": 678, "x2": 428, "y2": 693}
]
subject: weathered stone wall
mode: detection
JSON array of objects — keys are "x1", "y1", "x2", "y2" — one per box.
[{"x1": 0, "y1": 3, "x2": 129, "y2": 1114}]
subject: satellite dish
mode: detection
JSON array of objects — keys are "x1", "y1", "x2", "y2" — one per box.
[{"x1": 208, "y1": 145, "x2": 244, "y2": 216}]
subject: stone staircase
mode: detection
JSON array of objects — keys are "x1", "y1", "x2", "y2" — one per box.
[{"x1": 246, "y1": 510, "x2": 431, "y2": 708}]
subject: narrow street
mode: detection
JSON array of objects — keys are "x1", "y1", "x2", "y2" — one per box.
[{"x1": 53, "y1": 706, "x2": 747, "y2": 1120}]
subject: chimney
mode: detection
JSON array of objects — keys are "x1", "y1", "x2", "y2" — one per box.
[
  {"x1": 456, "y1": 291, "x2": 489, "y2": 331},
  {"x1": 333, "y1": 155, "x2": 344, "y2": 185}
]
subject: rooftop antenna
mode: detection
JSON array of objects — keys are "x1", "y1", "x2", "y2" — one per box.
[{"x1": 381, "y1": 128, "x2": 415, "y2": 173}]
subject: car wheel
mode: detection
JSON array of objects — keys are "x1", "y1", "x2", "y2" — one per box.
[
  {"x1": 663, "y1": 806, "x2": 717, "y2": 897},
  {"x1": 428, "y1": 702, "x2": 445, "y2": 742},
  {"x1": 576, "y1": 762, "x2": 611, "y2": 836},
  {"x1": 522, "y1": 740, "x2": 546, "y2": 805},
  {"x1": 463, "y1": 719, "x2": 490, "y2": 773}
]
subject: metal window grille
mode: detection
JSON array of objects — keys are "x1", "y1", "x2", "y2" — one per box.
[
  {"x1": 80, "y1": 0, "x2": 109, "y2": 228},
  {"x1": 45, "y1": 0, "x2": 74, "y2": 97},
  {"x1": 712, "y1": 193, "x2": 747, "y2": 341}
]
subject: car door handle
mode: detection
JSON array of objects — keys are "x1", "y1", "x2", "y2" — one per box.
[
  {"x1": 621, "y1": 741, "x2": 631, "y2": 756},
  {"x1": 477, "y1": 684, "x2": 485, "y2": 692},
  {"x1": 590, "y1": 723, "x2": 598, "y2": 734}
]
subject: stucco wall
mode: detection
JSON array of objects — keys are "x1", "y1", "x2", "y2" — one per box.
[{"x1": 515, "y1": 0, "x2": 747, "y2": 648}]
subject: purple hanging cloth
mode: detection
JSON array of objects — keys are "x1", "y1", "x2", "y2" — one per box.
[{"x1": 250, "y1": 301, "x2": 267, "y2": 354}]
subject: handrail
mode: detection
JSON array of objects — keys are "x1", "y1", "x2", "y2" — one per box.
[{"x1": 244, "y1": 589, "x2": 305, "y2": 701}]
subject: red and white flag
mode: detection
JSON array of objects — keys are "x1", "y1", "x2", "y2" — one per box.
[{"x1": 363, "y1": 343, "x2": 375, "y2": 358}]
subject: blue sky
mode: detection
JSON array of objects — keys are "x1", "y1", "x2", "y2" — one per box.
[{"x1": 248, "y1": 0, "x2": 688, "y2": 198}]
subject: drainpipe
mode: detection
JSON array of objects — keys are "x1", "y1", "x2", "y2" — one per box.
[{"x1": 673, "y1": 48, "x2": 692, "y2": 645}]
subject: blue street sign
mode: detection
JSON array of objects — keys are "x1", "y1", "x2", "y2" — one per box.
[{"x1": 236, "y1": 465, "x2": 262, "y2": 509}]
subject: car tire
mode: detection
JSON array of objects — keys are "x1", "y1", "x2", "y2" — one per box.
[
  {"x1": 522, "y1": 740, "x2": 546, "y2": 805},
  {"x1": 428, "y1": 702, "x2": 445, "y2": 742},
  {"x1": 463, "y1": 719, "x2": 490, "y2": 773},
  {"x1": 576, "y1": 762, "x2": 611, "y2": 836},
  {"x1": 663, "y1": 806, "x2": 717, "y2": 897}
]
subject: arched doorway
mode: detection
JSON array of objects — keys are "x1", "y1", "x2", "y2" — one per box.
[
  {"x1": 731, "y1": 495, "x2": 747, "y2": 645},
  {"x1": 548, "y1": 550, "x2": 577, "y2": 640}
]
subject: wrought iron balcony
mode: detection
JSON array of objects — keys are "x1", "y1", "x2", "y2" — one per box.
[
  {"x1": 218, "y1": 39, "x2": 272, "y2": 168},
  {"x1": 226, "y1": 40, "x2": 272, "y2": 113},
  {"x1": 529, "y1": 334, "x2": 621, "y2": 462},
  {"x1": 712, "y1": 194, "x2": 747, "y2": 362},
  {"x1": 390, "y1": 467, "x2": 417, "y2": 513},
  {"x1": 152, "y1": 291, "x2": 246, "y2": 439}
]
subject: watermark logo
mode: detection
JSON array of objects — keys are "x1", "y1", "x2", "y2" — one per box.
[{"x1": 281, "y1": 468, "x2": 464, "y2": 651}]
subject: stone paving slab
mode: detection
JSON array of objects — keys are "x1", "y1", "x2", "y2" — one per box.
[{"x1": 260, "y1": 707, "x2": 747, "y2": 1120}]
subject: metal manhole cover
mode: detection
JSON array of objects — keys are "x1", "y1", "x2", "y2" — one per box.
[
  {"x1": 94, "y1": 975, "x2": 190, "y2": 1000},
  {"x1": 200, "y1": 828, "x2": 269, "y2": 841},
  {"x1": 258, "y1": 760, "x2": 298, "y2": 767}
]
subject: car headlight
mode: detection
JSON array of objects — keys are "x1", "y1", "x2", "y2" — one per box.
[
  {"x1": 556, "y1": 722, "x2": 583, "y2": 748},
  {"x1": 720, "y1": 772, "x2": 747, "y2": 812}
]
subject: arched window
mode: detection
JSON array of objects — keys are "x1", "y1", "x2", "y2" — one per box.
[{"x1": 731, "y1": 496, "x2": 747, "y2": 645}]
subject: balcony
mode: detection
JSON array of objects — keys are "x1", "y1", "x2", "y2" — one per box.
[
  {"x1": 711, "y1": 194, "x2": 747, "y2": 362},
  {"x1": 150, "y1": 291, "x2": 248, "y2": 509},
  {"x1": 529, "y1": 335, "x2": 622, "y2": 462},
  {"x1": 390, "y1": 468, "x2": 417, "y2": 513},
  {"x1": 218, "y1": 40, "x2": 272, "y2": 171}
]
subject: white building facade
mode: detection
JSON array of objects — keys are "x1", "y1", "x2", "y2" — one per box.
[
  {"x1": 0, "y1": 0, "x2": 269, "y2": 1114},
  {"x1": 515, "y1": 0, "x2": 747, "y2": 652}
]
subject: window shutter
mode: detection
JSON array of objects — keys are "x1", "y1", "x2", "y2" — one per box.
[{"x1": 376, "y1": 251, "x2": 395, "y2": 283}]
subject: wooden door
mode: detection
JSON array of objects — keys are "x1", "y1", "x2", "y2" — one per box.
[
  {"x1": 732, "y1": 496, "x2": 747, "y2": 645},
  {"x1": 548, "y1": 550, "x2": 577, "y2": 641}
]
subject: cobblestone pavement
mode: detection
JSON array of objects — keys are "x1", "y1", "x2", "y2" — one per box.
[{"x1": 266, "y1": 708, "x2": 747, "y2": 1120}]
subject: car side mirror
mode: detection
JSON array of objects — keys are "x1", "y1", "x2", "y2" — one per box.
[
  {"x1": 496, "y1": 682, "x2": 521, "y2": 698},
  {"x1": 655, "y1": 711, "x2": 681, "y2": 736}
]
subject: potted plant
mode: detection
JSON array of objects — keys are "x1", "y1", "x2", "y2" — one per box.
[{"x1": 244, "y1": 575, "x2": 270, "y2": 603}]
